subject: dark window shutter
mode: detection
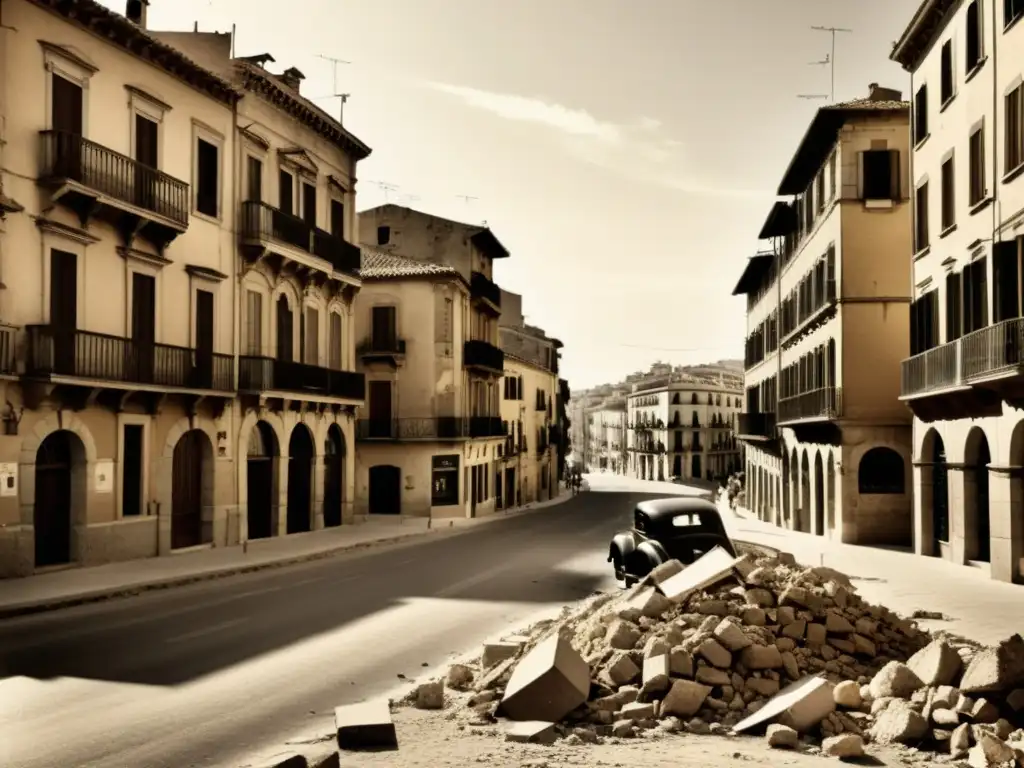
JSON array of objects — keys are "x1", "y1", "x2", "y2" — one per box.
[
  {"x1": 909, "y1": 299, "x2": 919, "y2": 355},
  {"x1": 994, "y1": 240, "x2": 1020, "y2": 322},
  {"x1": 889, "y1": 150, "x2": 901, "y2": 199},
  {"x1": 946, "y1": 272, "x2": 962, "y2": 341}
]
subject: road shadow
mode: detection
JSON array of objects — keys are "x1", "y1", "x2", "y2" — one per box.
[{"x1": 0, "y1": 491, "x2": 673, "y2": 687}]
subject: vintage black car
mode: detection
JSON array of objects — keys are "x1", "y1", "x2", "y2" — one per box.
[{"x1": 608, "y1": 496, "x2": 736, "y2": 585}]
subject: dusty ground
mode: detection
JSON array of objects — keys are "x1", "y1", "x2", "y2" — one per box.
[{"x1": 327, "y1": 705, "x2": 951, "y2": 768}]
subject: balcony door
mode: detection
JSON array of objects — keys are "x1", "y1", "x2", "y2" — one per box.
[
  {"x1": 194, "y1": 289, "x2": 214, "y2": 388},
  {"x1": 247, "y1": 156, "x2": 263, "y2": 202},
  {"x1": 276, "y1": 295, "x2": 293, "y2": 361},
  {"x1": 372, "y1": 305, "x2": 397, "y2": 349},
  {"x1": 50, "y1": 249, "x2": 77, "y2": 375},
  {"x1": 132, "y1": 272, "x2": 156, "y2": 383},
  {"x1": 134, "y1": 114, "x2": 159, "y2": 212},
  {"x1": 368, "y1": 380, "x2": 393, "y2": 438},
  {"x1": 51, "y1": 74, "x2": 83, "y2": 179},
  {"x1": 301, "y1": 181, "x2": 316, "y2": 228}
]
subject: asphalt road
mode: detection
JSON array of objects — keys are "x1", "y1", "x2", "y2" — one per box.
[{"x1": 0, "y1": 487, "x2": 667, "y2": 768}]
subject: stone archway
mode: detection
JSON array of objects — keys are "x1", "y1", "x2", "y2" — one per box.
[
  {"x1": 918, "y1": 428, "x2": 949, "y2": 557},
  {"x1": 286, "y1": 424, "x2": 315, "y2": 534},
  {"x1": 964, "y1": 427, "x2": 991, "y2": 563},
  {"x1": 814, "y1": 452, "x2": 825, "y2": 536},
  {"x1": 170, "y1": 429, "x2": 214, "y2": 550},
  {"x1": 323, "y1": 423, "x2": 345, "y2": 527},
  {"x1": 33, "y1": 430, "x2": 87, "y2": 568},
  {"x1": 247, "y1": 420, "x2": 279, "y2": 539}
]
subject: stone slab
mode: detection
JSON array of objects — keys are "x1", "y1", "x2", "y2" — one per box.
[
  {"x1": 733, "y1": 675, "x2": 835, "y2": 734},
  {"x1": 334, "y1": 699, "x2": 398, "y2": 751},
  {"x1": 500, "y1": 633, "x2": 590, "y2": 722},
  {"x1": 657, "y1": 546, "x2": 743, "y2": 604}
]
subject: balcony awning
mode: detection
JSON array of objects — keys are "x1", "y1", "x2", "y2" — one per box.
[
  {"x1": 758, "y1": 201, "x2": 797, "y2": 239},
  {"x1": 732, "y1": 254, "x2": 774, "y2": 296}
]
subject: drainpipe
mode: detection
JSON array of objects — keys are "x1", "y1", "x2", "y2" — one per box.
[{"x1": 230, "y1": 80, "x2": 244, "y2": 549}]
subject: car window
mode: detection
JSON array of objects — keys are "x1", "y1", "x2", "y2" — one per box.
[{"x1": 671, "y1": 513, "x2": 703, "y2": 528}]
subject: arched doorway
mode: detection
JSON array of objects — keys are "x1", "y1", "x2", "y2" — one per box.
[
  {"x1": 800, "y1": 451, "x2": 811, "y2": 533},
  {"x1": 287, "y1": 425, "x2": 314, "y2": 534},
  {"x1": 789, "y1": 448, "x2": 799, "y2": 527},
  {"x1": 323, "y1": 424, "x2": 345, "y2": 527},
  {"x1": 369, "y1": 465, "x2": 401, "y2": 514},
  {"x1": 171, "y1": 430, "x2": 213, "y2": 550},
  {"x1": 919, "y1": 429, "x2": 949, "y2": 555},
  {"x1": 814, "y1": 452, "x2": 825, "y2": 536},
  {"x1": 247, "y1": 421, "x2": 278, "y2": 539},
  {"x1": 33, "y1": 430, "x2": 82, "y2": 567},
  {"x1": 965, "y1": 427, "x2": 991, "y2": 562},
  {"x1": 826, "y1": 454, "x2": 836, "y2": 536}
]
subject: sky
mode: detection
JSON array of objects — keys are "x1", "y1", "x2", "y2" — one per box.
[{"x1": 119, "y1": 0, "x2": 921, "y2": 390}]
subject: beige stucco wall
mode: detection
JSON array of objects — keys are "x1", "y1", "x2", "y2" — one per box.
[{"x1": 500, "y1": 356, "x2": 558, "y2": 505}]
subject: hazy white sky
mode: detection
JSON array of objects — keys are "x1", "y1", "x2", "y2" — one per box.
[{"x1": 111, "y1": 0, "x2": 919, "y2": 390}]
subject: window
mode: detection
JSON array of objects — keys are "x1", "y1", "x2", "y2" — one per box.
[
  {"x1": 304, "y1": 306, "x2": 319, "y2": 364},
  {"x1": 963, "y1": 257, "x2": 988, "y2": 334},
  {"x1": 969, "y1": 125, "x2": 986, "y2": 205},
  {"x1": 121, "y1": 424, "x2": 144, "y2": 517},
  {"x1": 371, "y1": 305, "x2": 397, "y2": 347},
  {"x1": 1006, "y1": 0, "x2": 1024, "y2": 29},
  {"x1": 246, "y1": 156, "x2": 263, "y2": 202},
  {"x1": 1006, "y1": 84, "x2": 1024, "y2": 175},
  {"x1": 857, "y1": 448, "x2": 905, "y2": 495},
  {"x1": 815, "y1": 171, "x2": 825, "y2": 213},
  {"x1": 860, "y1": 149, "x2": 899, "y2": 200},
  {"x1": 195, "y1": 137, "x2": 219, "y2": 217},
  {"x1": 909, "y1": 289, "x2": 939, "y2": 354},
  {"x1": 946, "y1": 272, "x2": 962, "y2": 341},
  {"x1": 330, "y1": 197, "x2": 345, "y2": 237},
  {"x1": 941, "y1": 155, "x2": 955, "y2": 231},
  {"x1": 245, "y1": 290, "x2": 262, "y2": 355},
  {"x1": 279, "y1": 169, "x2": 294, "y2": 214},
  {"x1": 993, "y1": 240, "x2": 1021, "y2": 322},
  {"x1": 377, "y1": 225, "x2": 391, "y2": 245},
  {"x1": 915, "y1": 182, "x2": 930, "y2": 252},
  {"x1": 828, "y1": 152, "x2": 837, "y2": 199},
  {"x1": 328, "y1": 311, "x2": 342, "y2": 370},
  {"x1": 301, "y1": 180, "x2": 316, "y2": 227},
  {"x1": 914, "y1": 84, "x2": 928, "y2": 144},
  {"x1": 966, "y1": 0, "x2": 983, "y2": 72},
  {"x1": 940, "y1": 40, "x2": 954, "y2": 104}
]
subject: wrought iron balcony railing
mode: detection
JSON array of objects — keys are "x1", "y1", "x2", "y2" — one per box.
[
  {"x1": 241, "y1": 201, "x2": 361, "y2": 277},
  {"x1": 777, "y1": 386, "x2": 842, "y2": 424},
  {"x1": 463, "y1": 339, "x2": 504, "y2": 372},
  {"x1": 736, "y1": 412, "x2": 777, "y2": 438},
  {"x1": 470, "y1": 271, "x2": 502, "y2": 308},
  {"x1": 239, "y1": 356, "x2": 365, "y2": 400}
]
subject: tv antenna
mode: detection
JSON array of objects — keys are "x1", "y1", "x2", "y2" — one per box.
[
  {"x1": 456, "y1": 194, "x2": 478, "y2": 208},
  {"x1": 797, "y1": 94, "x2": 828, "y2": 100},
  {"x1": 810, "y1": 25, "x2": 852, "y2": 102},
  {"x1": 366, "y1": 180, "x2": 399, "y2": 202},
  {"x1": 317, "y1": 54, "x2": 352, "y2": 122}
]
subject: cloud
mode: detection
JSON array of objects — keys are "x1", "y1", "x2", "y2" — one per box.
[{"x1": 423, "y1": 81, "x2": 772, "y2": 200}]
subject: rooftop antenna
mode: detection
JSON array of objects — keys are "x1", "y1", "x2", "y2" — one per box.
[
  {"x1": 810, "y1": 25, "x2": 853, "y2": 102},
  {"x1": 317, "y1": 54, "x2": 352, "y2": 122},
  {"x1": 797, "y1": 94, "x2": 828, "y2": 100},
  {"x1": 456, "y1": 194, "x2": 478, "y2": 206},
  {"x1": 366, "y1": 180, "x2": 399, "y2": 202}
]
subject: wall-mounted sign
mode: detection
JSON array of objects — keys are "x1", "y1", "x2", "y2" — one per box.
[
  {"x1": 431, "y1": 454, "x2": 459, "y2": 506},
  {"x1": 0, "y1": 463, "x2": 16, "y2": 497},
  {"x1": 94, "y1": 459, "x2": 114, "y2": 493}
]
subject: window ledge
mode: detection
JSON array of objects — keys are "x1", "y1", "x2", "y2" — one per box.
[
  {"x1": 969, "y1": 195, "x2": 994, "y2": 216},
  {"x1": 914, "y1": 133, "x2": 931, "y2": 152},
  {"x1": 965, "y1": 57, "x2": 988, "y2": 83},
  {"x1": 192, "y1": 210, "x2": 221, "y2": 226},
  {"x1": 940, "y1": 93, "x2": 957, "y2": 113},
  {"x1": 1002, "y1": 162, "x2": 1024, "y2": 185},
  {"x1": 939, "y1": 223, "x2": 958, "y2": 239},
  {"x1": 913, "y1": 245, "x2": 932, "y2": 261},
  {"x1": 1005, "y1": 13, "x2": 1024, "y2": 34},
  {"x1": 863, "y1": 198, "x2": 895, "y2": 210}
]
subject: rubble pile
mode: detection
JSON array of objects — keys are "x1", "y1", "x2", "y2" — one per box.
[{"x1": 410, "y1": 548, "x2": 1024, "y2": 764}]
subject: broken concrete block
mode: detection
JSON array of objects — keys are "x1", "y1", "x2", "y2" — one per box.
[
  {"x1": 446, "y1": 663, "x2": 474, "y2": 690},
  {"x1": 740, "y1": 643, "x2": 784, "y2": 670},
  {"x1": 766, "y1": 723, "x2": 799, "y2": 748},
  {"x1": 660, "y1": 679, "x2": 712, "y2": 717},
  {"x1": 641, "y1": 654, "x2": 670, "y2": 697},
  {"x1": 482, "y1": 640, "x2": 524, "y2": 669},
  {"x1": 669, "y1": 647, "x2": 694, "y2": 677},
  {"x1": 629, "y1": 587, "x2": 673, "y2": 618},
  {"x1": 413, "y1": 680, "x2": 444, "y2": 710},
  {"x1": 657, "y1": 546, "x2": 742, "y2": 603},
  {"x1": 698, "y1": 638, "x2": 732, "y2": 668},
  {"x1": 822, "y1": 733, "x2": 865, "y2": 758},
  {"x1": 713, "y1": 617, "x2": 752, "y2": 651},
  {"x1": 806, "y1": 622, "x2": 826, "y2": 645},
  {"x1": 500, "y1": 633, "x2": 590, "y2": 722},
  {"x1": 869, "y1": 700, "x2": 928, "y2": 745},
  {"x1": 1007, "y1": 688, "x2": 1024, "y2": 712},
  {"x1": 255, "y1": 753, "x2": 307, "y2": 768},
  {"x1": 641, "y1": 558, "x2": 685, "y2": 587},
  {"x1": 869, "y1": 661, "x2": 925, "y2": 700},
  {"x1": 605, "y1": 619, "x2": 642, "y2": 650},
  {"x1": 950, "y1": 722, "x2": 972, "y2": 758},
  {"x1": 620, "y1": 700, "x2": 656, "y2": 720},
  {"x1": 334, "y1": 699, "x2": 398, "y2": 751},
  {"x1": 967, "y1": 732, "x2": 1017, "y2": 768},
  {"x1": 733, "y1": 675, "x2": 835, "y2": 735},
  {"x1": 959, "y1": 634, "x2": 1024, "y2": 694},
  {"x1": 907, "y1": 639, "x2": 963, "y2": 687},
  {"x1": 967, "y1": 697, "x2": 999, "y2": 724},
  {"x1": 603, "y1": 651, "x2": 641, "y2": 686},
  {"x1": 505, "y1": 720, "x2": 558, "y2": 744},
  {"x1": 695, "y1": 666, "x2": 731, "y2": 686},
  {"x1": 833, "y1": 680, "x2": 862, "y2": 709},
  {"x1": 824, "y1": 611, "x2": 855, "y2": 634}
]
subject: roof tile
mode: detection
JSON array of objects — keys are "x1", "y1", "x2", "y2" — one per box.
[{"x1": 359, "y1": 248, "x2": 458, "y2": 279}]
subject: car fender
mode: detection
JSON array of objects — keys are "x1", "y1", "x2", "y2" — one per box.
[
  {"x1": 608, "y1": 533, "x2": 635, "y2": 564},
  {"x1": 632, "y1": 540, "x2": 670, "y2": 577}
]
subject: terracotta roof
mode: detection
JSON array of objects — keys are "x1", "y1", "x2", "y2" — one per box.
[
  {"x1": 829, "y1": 97, "x2": 909, "y2": 112},
  {"x1": 359, "y1": 248, "x2": 458, "y2": 279},
  {"x1": 30, "y1": 0, "x2": 238, "y2": 105}
]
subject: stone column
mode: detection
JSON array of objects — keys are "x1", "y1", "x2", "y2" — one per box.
[
  {"x1": 988, "y1": 467, "x2": 1022, "y2": 583},
  {"x1": 946, "y1": 467, "x2": 967, "y2": 565}
]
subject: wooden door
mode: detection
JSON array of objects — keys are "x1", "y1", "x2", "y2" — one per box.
[
  {"x1": 131, "y1": 272, "x2": 156, "y2": 383},
  {"x1": 323, "y1": 427, "x2": 343, "y2": 527},
  {"x1": 50, "y1": 75, "x2": 83, "y2": 179},
  {"x1": 368, "y1": 465, "x2": 401, "y2": 515},
  {"x1": 121, "y1": 424, "x2": 144, "y2": 518},
  {"x1": 33, "y1": 432, "x2": 73, "y2": 567},
  {"x1": 368, "y1": 380, "x2": 392, "y2": 438},
  {"x1": 276, "y1": 295, "x2": 293, "y2": 361},
  {"x1": 134, "y1": 114, "x2": 158, "y2": 211},
  {"x1": 171, "y1": 431, "x2": 205, "y2": 549},
  {"x1": 286, "y1": 427, "x2": 313, "y2": 534},
  {"x1": 194, "y1": 289, "x2": 214, "y2": 388},
  {"x1": 49, "y1": 249, "x2": 77, "y2": 375}
]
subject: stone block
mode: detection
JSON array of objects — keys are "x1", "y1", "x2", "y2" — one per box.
[
  {"x1": 255, "y1": 754, "x2": 307, "y2": 768},
  {"x1": 505, "y1": 721, "x2": 557, "y2": 745},
  {"x1": 907, "y1": 639, "x2": 963, "y2": 687},
  {"x1": 334, "y1": 699, "x2": 398, "y2": 751},
  {"x1": 500, "y1": 633, "x2": 590, "y2": 722},
  {"x1": 733, "y1": 675, "x2": 835, "y2": 735},
  {"x1": 657, "y1": 546, "x2": 742, "y2": 603},
  {"x1": 959, "y1": 634, "x2": 1024, "y2": 693},
  {"x1": 482, "y1": 640, "x2": 524, "y2": 669}
]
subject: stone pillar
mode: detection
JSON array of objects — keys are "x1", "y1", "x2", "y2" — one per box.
[
  {"x1": 946, "y1": 467, "x2": 967, "y2": 565},
  {"x1": 988, "y1": 467, "x2": 1022, "y2": 583},
  {"x1": 912, "y1": 462, "x2": 929, "y2": 556}
]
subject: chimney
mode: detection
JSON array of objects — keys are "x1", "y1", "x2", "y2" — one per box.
[
  {"x1": 280, "y1": 67, "x2": 305, "y2": 93},
  {"x1": 125, "y1": 0, "x2": 149, "y2": 28},
  {"x1": 868, "y1": 82, "x2": 902, "y2": 102}
]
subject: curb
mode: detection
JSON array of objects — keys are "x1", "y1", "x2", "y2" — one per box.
[{"x1": 0, "y1": 490, "x2": 575, "y2": 621}]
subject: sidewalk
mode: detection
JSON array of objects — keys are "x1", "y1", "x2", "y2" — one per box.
[
  {"x1": 0, "y1": 489, "x2": 572, "y2": 619},
  {"x1": 719, "y1": 497, "x2": 1023, "y2": 646}
]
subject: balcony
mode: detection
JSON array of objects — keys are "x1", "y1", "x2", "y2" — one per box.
[
  {"x1": 358, "y1": 336, "x2": 406, "y2": 366},
  {"x1": 240, "y1": 201, "x2": 361, "y2": 279},
  {"x1": 24, "y1": 326, "x2": 234, "y2": 392},
  {"x1": 356, "y1": 417, "x2": 475, "y2": 440},
  {"x1": 470, "y1": 271, "x2": 502, "y2": 314},
  {"x1": 39, "y1": 130, "x2": 188, "y2": 246},
  {"x1": 239, "y1": 356, "x2": 365, "y2": 401},
  {"x1": 737, "y1": 412, "x2": 777, "y2": 440},
  {"x1": 900, "y1": 318, "x2": 1024, "y2": 420},
  {"x1": 463, "y1": 339, "x2": 504, "y2": 374},
  {"x1": 778, "y1": 387, "x2": 842, "y2": 425}
]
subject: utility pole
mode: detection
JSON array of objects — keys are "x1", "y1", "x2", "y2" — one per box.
[
  {"x1": 810, "y1": 25, "x2": 853, "y2": 102},
  {"x1": 317, "y1": 54, "x2": 352, "y2": 123}
]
